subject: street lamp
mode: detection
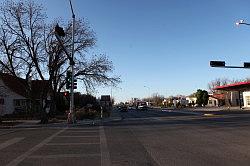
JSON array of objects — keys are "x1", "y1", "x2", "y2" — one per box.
[
  {"x1": 144, "y1": 85, "x2": 151, "y2": 107},
  {"x1": 235, "y1": 19, "x2": 250, "y2": 26},
  {"x1": 210, "y1": 21, "x2": 250, "y2": 69},
  {"x1": 209, "y1": 20, "x2": 250, "y2": 109}
]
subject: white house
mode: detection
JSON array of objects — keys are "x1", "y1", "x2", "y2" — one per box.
[
  {"x1": 0, "y1": 83, "x2": 26, "y2": 115},
  {"x1": 186, "y1": 96, "x2": 197, "y2": 106},
  {"x1": 0, "y1": 73, "x2": 51, "y2": 115},
  {"x1": 207, "y1": 96, "x2": 219, "y2": 107}
]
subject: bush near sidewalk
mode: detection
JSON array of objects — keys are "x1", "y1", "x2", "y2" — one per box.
[
  {"x1": 71, "y1": 106, "x2": 111, "y2": 120},
  {"x1": 75, "y1": 108, "x2": 98, "y2": 120}
]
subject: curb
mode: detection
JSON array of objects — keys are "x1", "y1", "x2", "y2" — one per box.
[{"x1": 0, "y1": 117, "x2": 124, "y2": 129}]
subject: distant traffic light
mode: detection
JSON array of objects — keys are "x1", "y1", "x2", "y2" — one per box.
[
  {"x1": 244, "y1": 62, "x2": 250, "y2": 68},
  {"x1": 210, "y1": 61, "x2": 225, "y2": 67},
  {"x1": 66, "y1": 71, "x2": 72, "y2": 89},
  {"x1": 55, "y1": 24, "x2": 65, "y2": 37}
]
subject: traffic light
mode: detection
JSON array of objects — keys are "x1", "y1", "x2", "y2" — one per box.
[
  {"x1": 73, "y1": 79, "x2": 77, "y2": 89},
  {"x1": 244, "y1": 62, "x2": 250, "y2": 68},
  {"x1": 55, "y1": 24, "x2": 65, "y2": 37},
  {"x1": 66, "y1": 71, "x2": 77, "y2": 89},
  {"x1": 210, "y1": 61, "x2": 225, "y2": 67},
  {"x1": 64, "y1": 91, "x2": 69, "y2": 97},
  {"x1": 66, "y1": 71, "x2": 72, "y2": 89}
]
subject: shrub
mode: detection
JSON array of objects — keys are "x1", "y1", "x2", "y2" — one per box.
[{"x1": 75, "y1": 108, "x2": 99, "y2": 120}]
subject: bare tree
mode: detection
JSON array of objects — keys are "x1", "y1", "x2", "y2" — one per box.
[
  {"x1": 0, "y1": 0, "x2": 120, "y2": 123},
  {"x1": 207, "y1": 78, "x2": 231, "y2": 93},
  {"x1": 45, "y1": 19, "x2": 120, "y2": 94}
]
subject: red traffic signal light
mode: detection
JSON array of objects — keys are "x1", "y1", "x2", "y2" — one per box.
[{"x1": 64, "y1": 91, "x2": 69, "y2": 97}]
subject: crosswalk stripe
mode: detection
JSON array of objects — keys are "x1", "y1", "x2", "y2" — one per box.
[
  {"x1": 28, "y1": 154, "x2": 101, "y2": 159},
  {"x1": 0, "y1": 137, "x2": 24, "y2": 150},
  {"x1": 6, "y1": 128, "x2": 66, "y2": 166},
  {"x1": 100, "y1": 126, "x2": 111, "y2": 166},
  {"x1": 57, "y1": 135, "x2": 99, "y2": 138},
  {"x1": 64, "y1": 130, "x2": 99, "y2": 133},
  {"x1": 46, "y1": 143, "x2": 99, "y2": 146}
]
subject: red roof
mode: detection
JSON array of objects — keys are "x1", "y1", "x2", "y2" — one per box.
[
  {"x1": 214, "y1": 81, "x2": 250, "y2": 91},
  {"x1": 209, "y1": 94, "x2": 225, "y2": 100}
]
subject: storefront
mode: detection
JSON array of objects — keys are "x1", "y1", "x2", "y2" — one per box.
[{"x1": 215, "y1": 81, "x2": 250, "y2": 108}]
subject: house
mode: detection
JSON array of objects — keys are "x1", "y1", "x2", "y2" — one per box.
[
  {"x1": 0, "y1": 73, "x2": 51, "y2": 115},
  {"x1": 162, "y1": 96, "x2": 188, "y2": 107},
  {"x1": 207, "y1": 95, "x2": 218, "y2": 107},
  {"x1": 186, "y1": 95, "x2": 197, "y2": 106},
  {"x1": 207, "y1": 94, "x2": 225, "y2": 107}
]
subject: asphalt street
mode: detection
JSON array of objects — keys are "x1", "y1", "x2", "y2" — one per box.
[{"x1": 1, "y1": 108, "x2": 250, "y2": 166}]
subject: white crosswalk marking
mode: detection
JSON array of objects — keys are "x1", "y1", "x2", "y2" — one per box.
[
  {"x1": 6, "y1": 128, "x2": 66, "y2": 166},
  {"x1": 0, "y1": 137, "x2": 24, "y2": 150},
  {"x1": 100, "y1": 126, "x2": 111, "y2": 166},
  {"x1": 28, "y1": 154, "x2": 101, "y2": 159},
  {"x1": 57, "y1": 135, "x2": 99, "y2": 138}
]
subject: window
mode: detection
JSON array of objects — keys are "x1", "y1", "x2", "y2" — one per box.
[
  {"x1": 209, "y1": 100, "x2": 212, "y2": 104},
  {"x1": 14, "y1": 100, "x2": 21, "y2": 107},
  {"x1": 14, "y1": 99, "x2": 26, "y2": 107},
  {"x1": 0, "y1": 98, "x2": 4, "y2": 105}
]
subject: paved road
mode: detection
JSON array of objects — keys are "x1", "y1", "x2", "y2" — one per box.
[{"x1": 1, "y1": 109, "x2": 250, "y2": 165}]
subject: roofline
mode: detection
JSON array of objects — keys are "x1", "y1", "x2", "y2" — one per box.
[{"x1": 214, "y1": 81, "x2": 250, "y2": 90}]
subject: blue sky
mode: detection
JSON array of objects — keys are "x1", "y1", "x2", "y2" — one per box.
[{"x1": 28, "y1": 0, "x2": 250, "y2": 102}]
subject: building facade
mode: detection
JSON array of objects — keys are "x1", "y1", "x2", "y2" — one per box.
[{"x1": 0, "y1": 73, "x2": 51, "y2": 115}]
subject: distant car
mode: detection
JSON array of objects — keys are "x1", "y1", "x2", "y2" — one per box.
[
  {"x1": 128, "y1": 106, "x2": 133, "y2": 109},
  {"x1": 119, "y1": 105, "x2": 128, "y2": 112},
  {"x1": 138, "y1": 105, "x2": 148, "y2": 110},
  {"x1": 137, "y1": 102, "x2": 148, "y2": 110}
]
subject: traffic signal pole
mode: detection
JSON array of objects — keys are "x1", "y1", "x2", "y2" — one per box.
[
  {"x1": 54, "y1": 0, "x2": 76, "y2": 123},
  {"x1": 69, "y1": 0, "x2": 75, "y2": 123}
]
